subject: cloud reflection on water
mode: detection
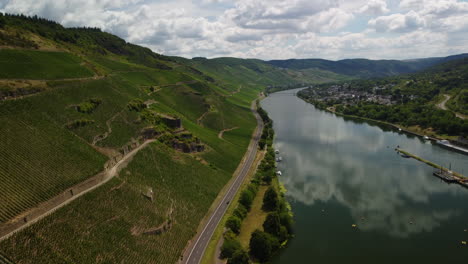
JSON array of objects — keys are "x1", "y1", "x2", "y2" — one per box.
[{"x1": 264, "y1": 91, "x2": 468, "y2": 238}]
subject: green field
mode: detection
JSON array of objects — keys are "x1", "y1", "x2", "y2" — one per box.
[{"x1": 0, "y1": 49, "x2": 94, "y2": 79}]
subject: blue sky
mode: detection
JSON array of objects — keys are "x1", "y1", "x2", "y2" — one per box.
[{"x1": 1, "y1": 0, "x2": 468, "y2": 60}]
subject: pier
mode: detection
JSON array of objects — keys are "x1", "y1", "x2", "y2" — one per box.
[{"x1": 396, "y1": 149, "x2": 468, "y2": 187}]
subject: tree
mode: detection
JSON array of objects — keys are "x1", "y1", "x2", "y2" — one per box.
[
  {"x1": 239, "y1": 189, "x2": 255, "y2": 210},
  {"x1": 227, "y1": 249, "x2": 250, "y2": 264},
  {"x1": 263, "y1": 212, "x2": 281, "y2": 237},
  {"x1": 249, "y1": 230, "x2": 279, "y2": 262},
  {"x1": 225, "y1": 216, "x2": 242, "y2": 234},
  {"x1": 221, "y1": 236, "x2": 242, "y2": 259},
  {"x1": 262, "y1": 187, "x2": 278, "y2": 212},
  {"x1": 279, "y1": 212, "x2": 293, "y2": 234},
  {"x1": 233, "y1": 204, "x2": 248, "y2": 220},
  {"x1": 262, "y1": 172, "x2": 273, "y2": 184}
]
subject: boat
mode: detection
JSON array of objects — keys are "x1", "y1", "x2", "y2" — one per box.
[
  {"x1": 276, "y1": 171, "x2": 282, "y2": 176},
  {"x1": 276, "y1": 157, "x2": 283, "y2": 162},
  {"x1": 436, "y1": 139, "x2": 468, "y2": 155},
  {"x1": 399, "y1": 153, "x2": 411, "y2": 158},
  {"x1": 275, "y1": 149, "x2": 280, "y2": 154},
  {"x1": 437, "y1": 139, "x2": 450, "y2": 145},
  {"x1": 423, "y1": 135, "x2": 429, "y2": 140}
]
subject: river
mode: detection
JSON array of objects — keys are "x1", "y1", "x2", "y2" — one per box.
[{"x1": 261, "y1": 88, "x2": 468, "y2": 263}]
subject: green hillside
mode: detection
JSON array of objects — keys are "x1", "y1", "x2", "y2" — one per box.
[
  {"x1": 1, "y1": 12, "x2": 466, "y2": 264},
  {"x1": 0, "y1": 49, "x2": 94, "y2": 79},
  {"x1": 0, "y1": 14, "x2": 324, "y2": 263}
]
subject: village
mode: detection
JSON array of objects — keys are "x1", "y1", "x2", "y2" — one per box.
[{"x1": 302, "y1": 83, "x2": 409, "y2": 106}]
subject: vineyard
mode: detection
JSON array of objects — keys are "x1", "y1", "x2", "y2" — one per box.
[
  {"x1": 0, "y1": 143, "x2": 233, "y2": 264},
  {"x1": 0, "y1": 14, "x2": 311, "y2": 264},
  {"x1": 0, "y1": 253, "x2": 14, "y2": 264},
  {"x1": 0, "y1": 49, "x2": 93, "y2": 79},
  {"x1": 0, "y1": 103, "x2": 107, "y2": 223}
]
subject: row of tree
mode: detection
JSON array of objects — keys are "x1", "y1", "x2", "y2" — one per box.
[{"x1": 220, "y1": 106, "x2": 293, "y2": 263}]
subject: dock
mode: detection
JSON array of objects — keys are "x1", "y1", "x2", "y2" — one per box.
[
  {"x1": 396, "y1": 149, "x2": 468, "y2": 187},
  {"x1": 433, "y1": 170, "x2": 459, "y2": 183}
]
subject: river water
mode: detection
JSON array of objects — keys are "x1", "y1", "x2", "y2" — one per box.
[{"x1": 261, "y1": 88, "x2": 468, "y2": 263}]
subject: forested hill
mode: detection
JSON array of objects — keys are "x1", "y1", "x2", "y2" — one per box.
[
  {"x1": 267, "y1": 53, "x2": 468, "y2": 79},
  {"x1": 298, "y1": 57, "x2": 468, "y2": 138}
]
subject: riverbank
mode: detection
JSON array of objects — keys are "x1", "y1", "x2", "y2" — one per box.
[
  {"x1": 262, "y1": 89, "x2": 468, "y2": 264},
  {"x1": 297, "y1": 96, "x2": 468, "y2": 155},
  {"x1": 204, "y1": 102, "x2": 294, "y2": 264}
]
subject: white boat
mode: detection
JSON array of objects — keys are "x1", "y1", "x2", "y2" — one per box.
[
  {"x1": 437, "y1": 139, "x2": 450, "y2": 145},
  {"x1": 275, "y1": 149, "x2": 280, "y2": 154},
  {"x1": 423, "y1": 136, "x2": 429, "y2": 140},
  {"x1": 276, "y1": 171, "x2": 282, "y2": 176},
  {"x1": 276, "y1": 157, "x2": 283, "y2": 162}
]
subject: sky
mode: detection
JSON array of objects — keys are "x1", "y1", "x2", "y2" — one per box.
[{"x1": 1, "y1": 0, "x2": 468, "y2": 60}]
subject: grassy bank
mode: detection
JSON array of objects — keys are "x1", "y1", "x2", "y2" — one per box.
[
  {"x1": 209, "y1": 105, "x2": 293, "y2": 264},
  {"x1": 300, "y1": 96, "x2": 458, "y2": 141}
]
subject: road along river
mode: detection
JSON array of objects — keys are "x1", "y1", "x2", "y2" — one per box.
[{"x1": 261, "y1": 88, "x2": 468, "y2": 263}]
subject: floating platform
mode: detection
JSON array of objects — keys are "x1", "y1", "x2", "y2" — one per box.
[{"x1": 433, "y1": 171, "x2": 459, "y2": 183}]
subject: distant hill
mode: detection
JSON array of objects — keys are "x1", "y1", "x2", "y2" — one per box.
[{"x1": 267, "y1": 54, "x2": 468, "y2": 79}]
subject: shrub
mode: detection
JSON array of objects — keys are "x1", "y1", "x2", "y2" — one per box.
[
  {"x1": 77, "y1": 98, "x2": 102, "y2": 113},
  {"x1": 263, "y1": 212, "x2": 281, "y2": 237},
  {"x1": 220, "y1": 236, "x2": 242, "y2": 259},
  {"x1": 225, "y1": 215, "x2": 242, "y2": 234},
  {"x1": 227, "y1": 249, "x2": 250, "y2": 264},
  {"x1": 233, "y1": 204, "x2": 248, "y2": 220},
  {"x1": 239, "y1": 189, "x2": 255, "y2": 211},
  {"x1": 249, "y1": 230, "x2": 279, "y2": 262},
  {"x1": 66, "y1": 119, "x2": 94, "y2": 129},
  {"x1": 127, "y1": 98, "x2": 146, "y2": 112}
]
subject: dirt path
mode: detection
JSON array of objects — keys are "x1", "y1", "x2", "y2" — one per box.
[
  {"x1": 437, "y1": 94, "x2": 450, "y2": 110},
  {"x1": 92, "y1": 110, "x2": 124, "y2": 145},
  {"x1": 218, "y1": 127, "x2": 239, "y2": 139},
  {"x1": 436, "y1": 94, "x2": 467, "y2": 120},
  {"x1": 0, "y1": 139, "x2": 155, "y2": 241},
  {"x1": 229, "y1": 85, "x2": 242, "y2": 97},
  {"x1": 197, "y1": 108, "x2": 211, "y2": 126}
]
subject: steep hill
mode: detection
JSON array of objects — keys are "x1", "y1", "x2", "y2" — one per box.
[{"x1": 0, "y1": 14, "x2": 303, "y2": 263}]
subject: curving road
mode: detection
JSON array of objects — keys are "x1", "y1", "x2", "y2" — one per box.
[
  {"x1": 182, "y1": 100, "x2": 264, "y2": 264},
  {"x1": 436, "y1": 94, "x2": 467, "y2": 120}
]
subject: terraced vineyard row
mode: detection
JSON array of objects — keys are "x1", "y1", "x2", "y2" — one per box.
[
  {"x1": 0, "y1": 253, "x2": 15, "y2": 264},
  {"x1": 0, "y1": 144, "x2": 233, "y2": 263},
  {"x1": 0, "y1": 109, "x2": 106, "y2": 223}
]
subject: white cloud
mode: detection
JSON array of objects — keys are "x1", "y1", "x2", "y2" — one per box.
[
  {"x1": 1, "y1": 0, "x2": 468, "y2": 60},
  {"x1": 369, "y1": 10, "x2": 425, "y2": 33},
  {"x1": 358, "y1": 0, "x2": 390, "y2": 15}
]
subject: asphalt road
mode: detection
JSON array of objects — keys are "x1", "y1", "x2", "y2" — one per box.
[{"x1": 183, "y1": 101, "x2": 264, "y2": 264}]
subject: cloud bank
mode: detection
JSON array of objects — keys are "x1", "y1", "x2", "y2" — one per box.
[{"x1": 1, "y1": 0, "x2": 468, "y2": 60}]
